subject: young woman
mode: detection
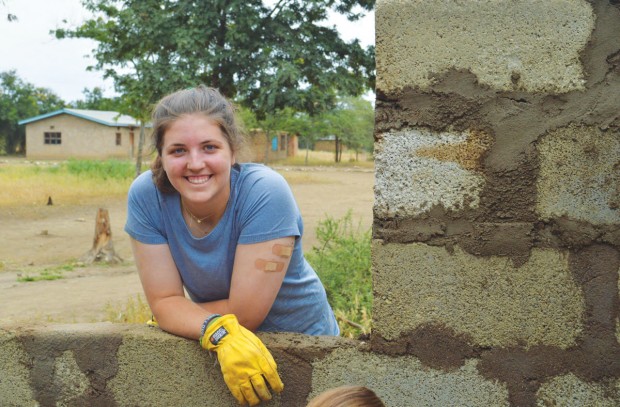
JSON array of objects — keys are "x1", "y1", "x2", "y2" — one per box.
[{"x1": 124, "y1": 85, "x2": 339, "y2": 406}]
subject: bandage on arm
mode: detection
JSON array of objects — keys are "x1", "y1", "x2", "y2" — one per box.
[{"x1": 226, "y1": 236, "x2": 295, "y2": 331}]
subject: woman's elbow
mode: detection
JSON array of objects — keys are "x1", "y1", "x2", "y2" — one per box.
[{"x1": 234, "y1": 312, "x2": 265, "y2": 332}]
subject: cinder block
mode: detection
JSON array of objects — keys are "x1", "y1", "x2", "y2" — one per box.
[
  {"x1": 375, "y1": 129, "x2": 488, "y2": 217},
  {"x1": 0, "y1": 330, "x2": 35, "y2": 405},
  {"x1": 536, "y1": 125, "x2": 620, "y2": 225},
  {"x1": 372, "y1": 243, "x2": 584, "y2": 348},
  {"x1": 536, "y1": 373, "x2": 620, "y2": 406},
  {"x1": 376, "y1": 0, "x2": 594, "y2": 93},
  {"x1": 54, "y1": 351, "x2": 90, "y2": 404},
  {"x1": 310, "y1": 348, "x2": 509, "y2": 407},
  {"x1": 109, "y1": 329, "x2": 238, "y2": 406}
]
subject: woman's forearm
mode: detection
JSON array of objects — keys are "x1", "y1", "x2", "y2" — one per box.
[
  {"x1": 196, "y1": 299, "x2": 264, "y2": 332},
  {"x1": 151, "y1": 295, "x2": 214, "y2": 340}
]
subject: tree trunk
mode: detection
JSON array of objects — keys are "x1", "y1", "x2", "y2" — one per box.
[
  {"x1": 264, "y1": 130, "x2": 271, "y2": 163},
  {"x1": 134, "y1": 122, "x2": 146, "y2": 178},
  {"x1": 80, "y1": 208, "x2": 122, "y2": 265}
]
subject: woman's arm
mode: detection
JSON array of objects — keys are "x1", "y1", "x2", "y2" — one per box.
[
  {"x1": 130, "y1": 237, "x2": 212, "y2": 340},
  {"x1": 197, "y1": 236, "x2": 294, "y2": 331}
]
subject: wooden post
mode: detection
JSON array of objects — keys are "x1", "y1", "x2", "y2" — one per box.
[{"x1": 81, "y1": 208, "x2": 122, "y2": 264}]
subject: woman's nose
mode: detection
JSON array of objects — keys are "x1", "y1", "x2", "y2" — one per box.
[{"x1": 186, "y1": 150, "x2": 205, "y2": 170}]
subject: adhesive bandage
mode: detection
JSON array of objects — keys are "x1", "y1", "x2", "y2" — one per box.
[
  {"x1": 255, "y1": 259, "x2": 285, "y2": 272},
  {"x1": 272, "y1": 244, "x2": 293, "y2": 258}
]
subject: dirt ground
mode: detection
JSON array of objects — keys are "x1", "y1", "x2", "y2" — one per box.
[{"x1": 0, "y1": 166, "x2": 374, "y2": 325}]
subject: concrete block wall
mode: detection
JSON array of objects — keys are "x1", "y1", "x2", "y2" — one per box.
[
  {"x1": 372, "y1": 0, "x2": 620, "y2": 406},
  {"x1": 0, "y1": 325, "x2": 510, "y2": 406}
]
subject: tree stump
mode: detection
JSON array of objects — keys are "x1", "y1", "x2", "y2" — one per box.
[{"x1": 81, "y1": 208, "x2": 122, "y2": 265}]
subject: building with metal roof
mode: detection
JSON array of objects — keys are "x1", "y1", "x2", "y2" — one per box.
[{"x1": 19, "y1": 109, "x2": 148, "y2": 160}]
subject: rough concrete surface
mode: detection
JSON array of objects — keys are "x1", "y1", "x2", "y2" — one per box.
[
  {"x1": 537, "y1": 124, "x2": 620, "y2": 225},
  {"x1": 0, "y1": 324, "x2": 368, "y2": 407},
  {"x1": 374, "y1": 129, "x2": 488, "y2": 217},
  {"x1": 376, "y1": 0, "x2": 594, "y2": 93},
  {"x1": 372, "y1": 243, "x2": 584, "y2": 348},
  {"x1": 0, "y1": 330, "x2": 35, "y2": 405},
  {"x1": 536, "y1": 373, "x2": 620, "y2": 407},
  {"x1": 310, "y1": 347, "x2": 509, "y2": 407}
]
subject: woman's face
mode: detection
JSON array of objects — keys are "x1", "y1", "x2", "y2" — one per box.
[{"x1": 160, "y1": 114, "x2": 234, "y2": 210}]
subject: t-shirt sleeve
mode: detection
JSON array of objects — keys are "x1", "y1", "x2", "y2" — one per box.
[
  {"x1": 124, "y1": 171, "x2": 168, "y2": 245},
  {"x1": 236, "y1": 169, "x2": 301, "y2": 244}
]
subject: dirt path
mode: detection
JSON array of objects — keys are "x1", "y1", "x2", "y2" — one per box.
[{"x1": 0, "y1": 166, "x2": 374, "y2": 325}]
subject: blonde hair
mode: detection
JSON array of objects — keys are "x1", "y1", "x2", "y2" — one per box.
[
  {"x1": 307, "y1": 386, "x2": 386, "y2": 407},
  {"x1": 149, "y1": 85, "x2": 246, "y2": 193}
]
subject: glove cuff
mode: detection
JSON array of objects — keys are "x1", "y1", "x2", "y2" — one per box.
[
  {"x1": 200, "y1": 314, "x2": 237, "y2": 350},
  {"x1": 200, "y1": 314, "x2": 222, "y2": 337}
]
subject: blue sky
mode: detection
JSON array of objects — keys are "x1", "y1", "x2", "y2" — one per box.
[{"x1": 0, "y1": 0, "x2": 374, "y2": 102}]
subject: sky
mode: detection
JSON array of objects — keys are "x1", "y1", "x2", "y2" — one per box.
[{"x1": 0, "y1": 0, "x2": 375, "y2": 102}]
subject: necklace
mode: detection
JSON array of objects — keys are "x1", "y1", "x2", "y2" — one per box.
[{"x1": 181, "y1": 200, "x2": 211, "y2": 225}]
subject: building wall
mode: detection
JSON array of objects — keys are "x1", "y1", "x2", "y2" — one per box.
[
  {"x1": 246, "y1": 129, "x2": 298, "y2": 163},
  {"x1": 25, "y1": 114, "x2": 135, "y2": 160},
  {"x1": 372, "y1": 0, "x2": 620, "y2": 406},
  {"x1": 314, "y1": 139, "x2": 336, "y2": 152}
]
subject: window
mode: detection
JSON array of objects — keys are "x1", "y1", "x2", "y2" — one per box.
[
  {"x1": 44, "y1": 132, "x2": 61, "y2": 145},
  {"x1": 116, "y1": 133, "x2": 122, "y2": 146},
  {"x1": 280, "y1": 134, "x2": 286, "y2": 151}
]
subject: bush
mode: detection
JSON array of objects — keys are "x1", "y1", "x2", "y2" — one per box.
[{"x1": 306, "y1": 211, "x2": 372, "y2": 338}]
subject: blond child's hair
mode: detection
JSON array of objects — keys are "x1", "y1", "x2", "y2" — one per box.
[{"x1": 307, "y1": 385, "x2": 386, "y2": 407}]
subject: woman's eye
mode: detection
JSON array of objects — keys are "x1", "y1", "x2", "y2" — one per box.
[
  {"x1": 204, "y1": 144, "x2": 216, "y2": 151},
  {"x1": 171, "y1": 148, "x2": 185, "y2": 155}
]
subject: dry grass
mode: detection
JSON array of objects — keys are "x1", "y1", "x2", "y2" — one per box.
[
  {"x1": 0, "y1": 162, "x2": 131, "y2": 207},
  {"x1": 104, "y1": 294, "x2": 152, "y2": 324},
  {"x1": 0, "y1": 149, "x2": 374, "y2": 207},
  {"x1": 276, "y1": 149, "x2": 374, "y2": 168}
]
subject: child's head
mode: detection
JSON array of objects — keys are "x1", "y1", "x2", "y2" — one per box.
[{"x1": 307, "y1": 385, "x2": 386, "y2": 407}]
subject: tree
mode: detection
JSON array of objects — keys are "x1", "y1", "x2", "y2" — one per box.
[
  {"x1": 284, "y1": 111, "x2": 332, "y2": 165},
  {"x1": 71, "y1": 87, "x2": 123, "y2": 111},
  {"x1": 55, "y1": 0, "x2": 375, "y2": 134},
  {"x1": 0, "y1": 71, "x2": 65, "y2": 154},
  {"x1": 1, "y1": 0, "x2": 17, "y2": 21},
  {"x1": 324, "y1": 96, "x2": 374, "y2": 162}
]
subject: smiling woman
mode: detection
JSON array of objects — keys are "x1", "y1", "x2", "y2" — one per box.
[{"x1": 124, "y1": 85, "x2": 340, "y2": 406}]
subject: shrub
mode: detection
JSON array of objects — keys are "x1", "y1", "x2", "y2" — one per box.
[{"x1": 306, "y1": 211, "x2": 372, "y2": 338}]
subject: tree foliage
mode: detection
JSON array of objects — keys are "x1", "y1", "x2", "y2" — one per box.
[
  {"x1": 0, "y1": 71, "x2": 65, "y2": 154},
  {"x1": 324, "y1": 96, "x2": 374, "y2": 161},
  {"x1": 70, "y1": 87, "x2": 123, "y2": 111},
  {"x1": 55, "y1": 0, "x2": 375, "y2": 120}
]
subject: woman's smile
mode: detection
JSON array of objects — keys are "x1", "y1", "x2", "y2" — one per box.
[
  {"x1": 186, "y1": 174, "x2": 212, "y2": 185},
  {"x1": 161, "y1": 113, "x2": 234, "y2": 223}
]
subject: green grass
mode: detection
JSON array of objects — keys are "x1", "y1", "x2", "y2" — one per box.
[
  {"x1": 64, "y1": 158, "x2": 135, "y2": 180},
  {"x1": 306, "y1": 211, "x2": 372, "y2": 338},
  {"x1": 17, "y1": 262, "x2": 77, "y2": 282}
]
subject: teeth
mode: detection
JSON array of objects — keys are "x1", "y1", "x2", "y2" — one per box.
[{"x1": 187, "y1": 175, "x2": 211, "y2": 184}]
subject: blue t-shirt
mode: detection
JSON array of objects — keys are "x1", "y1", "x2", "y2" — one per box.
[{"x1": 124, "y1": 163, "x2": 339, "y2": 336}]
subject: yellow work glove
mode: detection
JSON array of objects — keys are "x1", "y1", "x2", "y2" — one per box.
[
  {"x1": 146, "y1": 315, "x2": 159, "y2": 328},
  {"x1": 200, "y1": 314, "x2": 284, "y2": 406}
]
